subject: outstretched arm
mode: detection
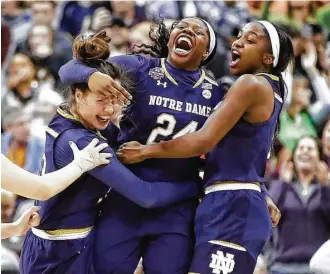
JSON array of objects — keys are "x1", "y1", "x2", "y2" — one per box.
[
  {"x1": 118, "y1": 75, "x2": 266, "y2": 161},
  {"x1": 1, "y1": 206, "x2": 40, "y2": 239},
  {"x1": 57, "y1": 134, "x2": 199, "y2": 209},
  {"x1": 1, "y1": 139, "x2": 111, "y2": 200}
]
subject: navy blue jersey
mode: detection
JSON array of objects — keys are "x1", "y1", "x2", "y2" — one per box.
[
  {"x1": 203, "y1": 73, "x2": 284, "y2": 188},
  {"x1": 35, "y1": 108, "x2": 109, "y2": 230},
  {"x1": 36, "y1": 107, "x2": 200, "y2": 230},
  {"x1": 59, "y1": 55, "x2": 225, "y2": 183}
]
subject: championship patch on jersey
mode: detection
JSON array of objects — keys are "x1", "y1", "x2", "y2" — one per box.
[
  {"x1": 202, "y1": 89, "x2": 212, "y2": 99},
  {"x1": 149, "y1": 67, "x2": 165, "y2": 80}
]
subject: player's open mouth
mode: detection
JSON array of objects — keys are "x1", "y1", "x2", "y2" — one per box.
[
  {"x1": 229, "y1": 49, "x2": 241, "y2": 67},
  {"x1": 174, "y1": 35, "x2": 193, "y2": 56},
  {"x1": 96, "y1": 115, "x2": 111, "y2": 124}
]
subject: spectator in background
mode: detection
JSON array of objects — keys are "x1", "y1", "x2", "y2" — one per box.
[
  {"x1": 1, "y1": 1, "x2": 32, "y2": 45},
  {"x1": 265, "y1": 1, "x2": 317, "y2": 28},
  {"x1": 1, "y1": 190, "x2": 16, "y2": 225},
  {"x1": 322, "y1": 119, "x2": 330, "y2": 168},
  {"x1": 25, "y1": 23, "x2": 71, "y2": 88},
  {"x1": 316, "y1": 2, "x2": 330, "y2": 33},
  {"x1": 2, "y1": 53, "x2": 62, "y2": 137},
  {"x1": 1, "y1": 108, "x2": 44, "y2": 175},
  {"x1": 1, "y1": 21, "x2": 15, "y2": 94},
  {"x1": 1, "y1": 189, "x2": 21, "y2": 273},
  {"x1": 106, "y1": 17, "x2": 130, "y2": 56},
  {"x1": 1, "y1": 21, "x2": 14, "y2": 69},
  {"x1": 92, "y1": 9, "x2": 130, "y2": 57},
  {"x1": 110, "y1": 0, "x2": 146, "y2": 27},
  {"x1": 268, "y1": 136, "x2": 330, "y2": 274},
  {"x1": 278, "y1": 74, "x2": 318, "y2": 152},
  {"x1": 1, "y1": 243, "x2": 20, "y2": 274},
  {"x1": 16, "y1": 1, "x2": 72, "y2": 61},
  {"x1": 59, "y1": 1, "x2": 105, "y2": 37},
  {"x1": 129, "y1": 21, "x2": 153, "y2": 48}
]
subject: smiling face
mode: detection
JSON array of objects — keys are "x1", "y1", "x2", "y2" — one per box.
[
  {"x1": 167, "y1": 18, "x2": 210, "y2": 70},
  {"x1": 74, "y1": 87, "x2": 120, "y2": 131},
  {"x1": 230, "y1": 22, "x2": 274, "y2": 76},
  {"x1": 294, "y1": 137, "x2": 320, "y2": 173}
]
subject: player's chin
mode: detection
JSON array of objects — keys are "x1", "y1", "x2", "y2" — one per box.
[
  {"x1": 229, "y1": 66, "x2": 242, "y2": 76},
  {"x1": 229, "y1": 64, "x2": 247, "y2": 76},
  {"x1": 94, "y1": 121, "x2": 111, "y2": 131}
]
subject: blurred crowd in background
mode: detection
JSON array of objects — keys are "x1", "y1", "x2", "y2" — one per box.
[{"x1": 1, "y1": 1, "x2": 330, "y2": 274}]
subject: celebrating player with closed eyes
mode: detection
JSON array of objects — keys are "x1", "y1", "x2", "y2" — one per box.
[
  {"x1": 59, "y1": 17, "x2": 225, "y2": 274},
  {"x1": 1, "y1": 139, "x2": 111, "y2": 239},
  {"x1": 20, "y1": 31, "x2": 200, "y2": 274}
]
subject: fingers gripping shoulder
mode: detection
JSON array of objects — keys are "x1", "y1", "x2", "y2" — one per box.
[{"x1": 58, "y1": 129, "x2": 114, "y2": 154}]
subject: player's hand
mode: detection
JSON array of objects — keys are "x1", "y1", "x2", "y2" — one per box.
[
  {"x1": 70, "y1": 139, "x2": 112, "y2": 173},
  {"x1": 266, "y1": 196, "x2": 281, "y2": 227},
  {"x1": 13, "y1": 206, "x2": 41, "y2": 236},
  {"x1": 117, "y1": 141, "x2": 147, "y2": 164},
  {"x1": 89, "y1": 72, "x2": 132, "y2": 106}
]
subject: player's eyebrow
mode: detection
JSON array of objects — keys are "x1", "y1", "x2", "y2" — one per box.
[{"x1": 248, "y1": 31, "x2": 259, "y2": 38}]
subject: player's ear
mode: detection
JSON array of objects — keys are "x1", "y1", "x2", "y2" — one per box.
[
  {"x1": 263, "y1": 52, "x2": 274, "y2": 66},
  {"x1": 75, "y1": 89, "x2": 83, "y2": 102},
  {"x1": 202, "y1": 51, "x2": 208, "y2": 61}
]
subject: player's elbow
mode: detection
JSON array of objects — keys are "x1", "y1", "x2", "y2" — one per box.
[
  {"x1": 35, "y1": 187, "x2": 54, "y2": 201},
  {"x1": 140, "y1": 200, "x2": 157, "y2": 209}
]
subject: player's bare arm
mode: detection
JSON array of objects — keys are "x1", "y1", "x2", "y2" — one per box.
[
  {"x1": 117, "y1": 74, "x2": 269, "y2": 162},
  {"x1": 2, "y1": 139, "x2": 111, "y2": 200}
]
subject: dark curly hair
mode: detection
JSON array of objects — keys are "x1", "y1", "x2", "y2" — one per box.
[{"x1": 130, "y1": 17, "x2": 216, "y2": 66}]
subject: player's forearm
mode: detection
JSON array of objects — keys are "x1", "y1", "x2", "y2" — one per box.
[
  {"x1": 1, "y1": 223, "x2": 20, "y2": 239},
  {"x1": 35, "y1": 163, "x2": 83, "y2": 200},
  {"x1": 144, "y1": 132, "x2": 211, "y2": 159},
  {"x1": 89, "y1": 159, "x2": 199, "y2": 208},
  {"x1": 58, "y1": 58, "x2": 97, "y2": 85}
]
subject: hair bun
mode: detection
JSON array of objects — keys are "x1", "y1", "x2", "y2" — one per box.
[{"x1": 73, "y1": 30, "x2": 111, "y2": 61}]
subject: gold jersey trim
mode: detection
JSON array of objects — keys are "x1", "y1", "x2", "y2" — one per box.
[
  {"x1": 57, "y1": 107, "x2": 107, "y2": 141},
  {"x1": 45, "y1": 226, "x2": 93, "y2": 236},
  {"x1": 256, "y1": 73, "x2": 279, "y2": 81},
  {"x1": 208, "y1": 240, "x2": 247, "y2": 252},
  {"x1": 46, "y1": 127, "x2": 59, "y2": 138},
  {"x1": 161, "y1": 58, "x2": 211, "y2": 88}
]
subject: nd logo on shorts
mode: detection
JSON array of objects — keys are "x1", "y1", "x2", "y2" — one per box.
[{"x1": 209, "y1": 250, "x2": 235, "y2": 274}]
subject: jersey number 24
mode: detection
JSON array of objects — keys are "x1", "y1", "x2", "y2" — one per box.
[{"x1": 147, "y1": 113, "x2": 198, "y2": 144}]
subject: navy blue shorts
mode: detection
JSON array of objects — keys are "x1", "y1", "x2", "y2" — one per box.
[
  {"x1": 93, "y1": 191, "x2": 196, "y2": 274},
  {"x1": 189, "y1": 188, "x2": 272, "y2": 274},
  {"x1": 20, "y1": 229, "x2": 95, "y2": 274}
]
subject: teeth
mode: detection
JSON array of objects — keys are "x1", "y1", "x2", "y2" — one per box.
[
  {"x1": 175, "y1": 48, "x2": 190, "y2": 54},
  {"x1": 232, "y1": 50, "x2": 240, "y2": 56},
  {"x1": 177, "y1": 36, "x2": 192, "y2": 47}
]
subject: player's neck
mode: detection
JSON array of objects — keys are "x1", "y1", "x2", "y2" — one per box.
[{"x1": 167, "y1": 58, "x2": 199, "y2": 72}]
